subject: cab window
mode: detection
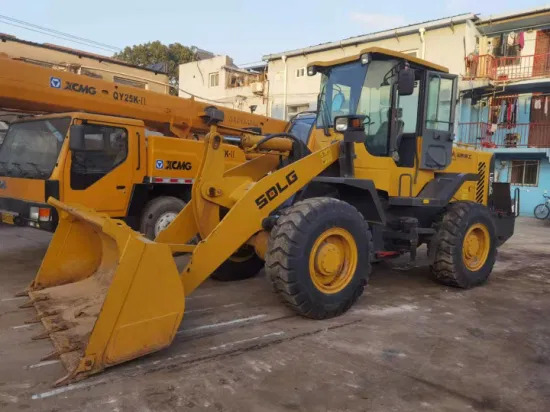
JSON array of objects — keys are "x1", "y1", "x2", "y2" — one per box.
[{"x1": 70, "y1": 124, "x2": 128, "y2": 190}]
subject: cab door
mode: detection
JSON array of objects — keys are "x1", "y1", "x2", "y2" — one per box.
[
  {"x1": 420, "y1": 71, "x2": 457, "y2": 170},
  {"x1": 62, "y1": 122, "x2": 134, "y2": 216}
]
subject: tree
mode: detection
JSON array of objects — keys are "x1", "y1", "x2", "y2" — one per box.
[{"x1": 114, "y1": 41, "x2": 195, "y2": 95}]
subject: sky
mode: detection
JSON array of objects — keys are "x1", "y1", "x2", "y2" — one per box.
[{"x1": 1, "y1": 0, "x2": 547, "y2": 66}]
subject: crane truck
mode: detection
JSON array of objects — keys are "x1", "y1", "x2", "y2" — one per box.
[
  {"x1": 0, "y1": 54, "x2": 289, "y2": 239},
  {"x1": 19, "y1": 48, "x2": 517, "y2": 386}
]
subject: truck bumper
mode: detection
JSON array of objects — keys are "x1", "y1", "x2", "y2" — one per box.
[{"x1": 0, "y1": 197, "x2": 57, "y2": 231}]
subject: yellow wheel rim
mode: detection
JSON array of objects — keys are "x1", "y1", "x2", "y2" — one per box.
[
  {"x1": 462, "y1": 223, "x2": 490, "y2": 271},
  {"x1": 309, "y1": 227, "x2": 358, "y2": 294}
]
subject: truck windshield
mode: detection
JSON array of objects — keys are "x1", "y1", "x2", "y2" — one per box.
[{"x1": 0, "y1": 118, "x2": 70, "y2": 179}]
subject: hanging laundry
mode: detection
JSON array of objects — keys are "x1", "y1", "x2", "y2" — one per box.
[
  {"x1": 507, "y1": 31, "x2": 516, "y2": 46},
  {"x1": 518, "y1": 32, "x2": 525, "y2": 50},
  {"x1": 534, "y1": 98, "x2": 542, "y2": 110},
  {"x1": 545, "y1": 96, "x2": 548, "y2": 116}
]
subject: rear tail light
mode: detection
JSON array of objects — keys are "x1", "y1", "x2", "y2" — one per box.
[
  {"x1": 39, "y1": 208, "x2": 51, "y2": 222},
  {"x1": 29, "y1": 206, "x2": 51, "y2": 222}
]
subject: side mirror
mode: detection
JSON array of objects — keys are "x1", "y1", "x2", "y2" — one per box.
[
  {"x1": 398, "y1": 67, "x2": 415, "y2": 96},
  {"x1": 69, "y1": 125, "x2": 86, "y2": 151}
]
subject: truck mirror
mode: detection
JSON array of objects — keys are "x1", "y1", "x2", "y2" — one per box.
[
  {"x1": 398, "y1": 68, "x2": 415, "y2": 96},
  {"x1": 69, "y1": 125, "x2": 86, "y2": 151}
]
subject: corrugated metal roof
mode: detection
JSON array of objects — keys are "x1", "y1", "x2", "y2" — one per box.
[
  {"x1": 477, "y1": 5, "x2": 550, "y2": 25},
  {"x1": 263, "y1": 13, "x2": 477, "y2": 61}
]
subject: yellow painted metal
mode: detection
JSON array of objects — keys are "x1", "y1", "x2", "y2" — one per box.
[
  {"x1": 308, "y1": 46, "x2": 449, "y2": 73},
  {"x1": 308, "y1": 228, "x2": 358, "y2": 294},
  {"x1": 250, "y1": 231, "x2": 269, "y2": 261},
  {"x1": 28, "y1": 198, "x2": 184, "y2": 386},
  {"x1": 175, "y1": 139, "x2": 341, "y2": 296},
  {"x1": 462, "y1": 223, "x2": 491, "y2": 271}
]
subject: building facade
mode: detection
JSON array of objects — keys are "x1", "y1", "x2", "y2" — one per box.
[
  {"x1": 263, "y1": 14, "x2": 480, "y2": 120},
  {"x1": 178, "y1": 55, "x2": 268, "y2": 115},
  {"x1": 0, "y1": 34, "x2": 170, "y2": 94},
  {"x1": 457, "y1": 6, "x2": 550, "y2": 216}
]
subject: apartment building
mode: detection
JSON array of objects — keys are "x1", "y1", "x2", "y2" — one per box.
[
  {"x1": 457, "y1": 6, "x2": 550, "y2": 216},
  {"x1": 178, "y1": 55, "x2": 268, "y2": 115}
]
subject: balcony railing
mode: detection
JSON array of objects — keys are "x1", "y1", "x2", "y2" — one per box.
[
  {"x1": 464, "y1": 53, "x2": 550, "y2": 82},
  {"x1": 457, "y1": 122, "x2": 550, "y2": 148}
]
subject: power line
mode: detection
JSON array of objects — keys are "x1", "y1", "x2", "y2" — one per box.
[{"x1": 0, "y1": 14, "x2": 121, "y2": 53}]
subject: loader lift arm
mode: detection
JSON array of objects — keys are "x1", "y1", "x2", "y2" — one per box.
[{"x1": 157, "y1": 124, "x2": 341, "y2": 295}]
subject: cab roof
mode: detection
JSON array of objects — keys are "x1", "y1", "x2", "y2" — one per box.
[{"x1": 307, "y1": 47, "x2": 449, "y2": 73}]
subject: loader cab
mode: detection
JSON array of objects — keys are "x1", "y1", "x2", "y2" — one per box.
[{"x1": 307, "y1": 48, "x2": 457, "y2": 172}]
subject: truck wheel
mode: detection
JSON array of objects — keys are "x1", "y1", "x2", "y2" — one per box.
[
  {"x1": 265, "y1": 197, "x2": 371, "y2": 320},
  {"x1": 210, "y1": 246, "x2": 264, "y2": 281},
  {"x1": 430, "y1": 202, "x2": 497, "y2": 288},
  {"x1": 140, "y1": 196, "x2": 186, "y2": 240}
]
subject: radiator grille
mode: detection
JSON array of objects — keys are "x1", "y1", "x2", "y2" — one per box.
[{"x1": 476, "y1": 162, "x2": 486, "y2": 203}]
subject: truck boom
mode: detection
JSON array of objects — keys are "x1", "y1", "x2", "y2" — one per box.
[{"x1": 0, "y1": 55, "x2": 286, "y2": 138}]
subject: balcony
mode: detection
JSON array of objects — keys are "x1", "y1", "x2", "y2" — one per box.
[
  {"x1": 457, "y1": 122, "x2": 550, "y2": 148},
  {"x1": 464, "y1": 53, "x2": 550, "y2": 83}
]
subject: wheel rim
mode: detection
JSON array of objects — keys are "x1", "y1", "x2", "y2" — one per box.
[
  {"x1": 534, "y1": 204, "x2": 549, "y2": 219},
  {"x1": 309, "y1": 227, "x2": 358, "y2": 294},
  {"x1": 229, "y1": 245, "x2": 256, "y2": 263},
  {"x1": 154, "y1": 212, "x2": 178, "y2": 237},
  {"x1": 462, "y1": 223, "x2": 490, "y2": 271}
]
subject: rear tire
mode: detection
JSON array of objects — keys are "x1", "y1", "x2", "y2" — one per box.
[
  {"x1": 210, "y1": 246, "x2": 264, "y2": 281},
  {"x1": 265, "y1": 197, "x2": 371, "y2": 320},
  {"x1": 430, "y1": 202, "x2": 497, "y2": 289},
  {"x1": 534, "y1": 203, "x2": 550, "y2": 220},
  {"x1": 140, "y1": 196, "x2": 186, "y2": 240}
]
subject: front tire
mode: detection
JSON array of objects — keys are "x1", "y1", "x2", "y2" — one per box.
[
  {"x1": 534, "y1": 203, "x2": 550, "y2": 220},
  {"x1": 265, "y1": 197, "x2": 372, "y2": 320},
  {"x1": 430, "y1": 202, "x2": 497, "y2": 289},
  {"x1": 140, "y1": 196, "x2": 186, "y2": 240}
]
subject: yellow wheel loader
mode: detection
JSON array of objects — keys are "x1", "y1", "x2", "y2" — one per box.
[{"x1": 20, "y1": 48, "x2": 518, "y2": 386}]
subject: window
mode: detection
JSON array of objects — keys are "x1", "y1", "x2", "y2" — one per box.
[
  {"x1": 81, "y1": 69, "x2": 103, "y2": 79},
  {"x1": 287, "y1": 104, "x2": 310, "y2": 119},
  {"x1": 288, "y1": 112, "x2": 316, "y2": 144},
  {"x1": 113, "y1": 76, "x2": 146, "y2": 89},
  {"x1": 209, "y1": 72, "x2": 219, "y2": 87},
  {"x1": 509, "y1": 160, "x2": 539, "y2": 186},
  {"x1": 356, "y1": 60, "x2": 395, "y2": 156},
  {"x1": 425, "y1": 76, "x2": 453, "y2": 131},
  {"x1": 296, "y1": 67, "x2": 306, "y2": 78},
  {"x1": 70, "y1": 125, "x2": 128, "y2": 190},
  {"x1": 397, "y1": 80, "x2": 420, "y2": 134},
  {"x1": 0, "y1": 118, "x2": 70, "y2": 179}
]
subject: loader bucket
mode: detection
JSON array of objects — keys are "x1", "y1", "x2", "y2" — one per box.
[{"x1": 25, "y1": 198, "x2": 185, "y2": 386}]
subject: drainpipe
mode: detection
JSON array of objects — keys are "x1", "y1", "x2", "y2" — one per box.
[
  {"x1": 419, "y1": 28, "x2": 426, "y2": 59},
  {"x1": 282, "y1": 55, "x2": 288, "y2": 120}
]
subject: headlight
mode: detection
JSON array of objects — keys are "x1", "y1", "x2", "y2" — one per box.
[{"x1": 334, "y1": 117, "x2": 349, "y2": 132}]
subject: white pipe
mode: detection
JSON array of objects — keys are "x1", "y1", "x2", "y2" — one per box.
[
  {"x1": 282, "y1": 55, "x2": 288, "y2": 120},
  {"x1": 419, "y1": 28, "x2": 426, "y2": 59}
]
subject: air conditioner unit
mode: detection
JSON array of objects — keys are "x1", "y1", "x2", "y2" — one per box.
[{"x1": 251, "y1": 81, "x2": 264, "y2": 95}]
